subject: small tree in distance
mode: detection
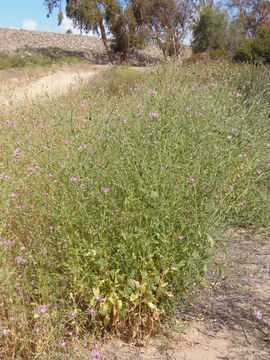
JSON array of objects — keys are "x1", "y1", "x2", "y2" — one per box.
[
  {"x1": 192, "y1": 5, "x2": 228, "y2": 53},
  {"x1": 44, "y1": 0, "x2": 151, "y2": 63}
]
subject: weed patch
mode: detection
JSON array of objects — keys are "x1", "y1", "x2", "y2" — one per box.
[{"x1": 0, "y1": 63, "x2": 269, "y2": 358}]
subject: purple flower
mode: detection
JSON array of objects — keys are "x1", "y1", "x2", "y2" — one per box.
[
  {"x1": 102, "y1": 188, "x2": 109, "y2": 195},
  {"x1": 78, "y1": 143, "x2": 87, "y2": 150},
  {"x1": 70, "y1": 310, "x2": 77, "y2": 318},
  {"x1": 162, "y1": 167, "x2": 166, "y2": 173},
  {"x1": 254, "y1": 309, "x2": 263, "y2": 320},
  {"x1": 188, "y1": 178, "x2": 198, "y2": 184},
  {"x1": 14, "y1": 148, "x2": 22, "y2": 158},
  {"x1": 27, "y1": 165, "x2": 37, "y2": 173},
  {"x1": 257, "y1": 168, "x2": 263, "y2": 175},
  {"x1": 9, "y1": 192, "x2": 17, "y2": 199},
  {"x1": 91, "y1": 345, "x2": 102, "y2": 359},
  {"x1": 95, "y1": 295, "x2": 102, "y2": 303},
  {"x1": 0, "y1": 174, "x2": 9, "y2": 180},
  {"x1": 122, "y1": 117, "x2": 127, "y2": 123},
  {"x1": 150, "y1": 89, "x2": 158, "y2": 96},
  {"x1": 80, "y1": 103, "x2": 88, "y2": 109},
  {"x1": 60, "y1": 338, "x2": 68, "y2": 347},
  {"x1": 71, "y1": 176, "x2": 79, "y2": 183},
  {"x1": 150, "y1": 112, "x2": 160, "y2": 119},
  {"x1": 39, "y1": 305, "x2": 49, "y2": 315},
  {"x1": 14, "y1": 256, "x2": 26, "y2": 265},
  {"x1": 89, "y1": 308, "x2": 96, "y2": 318}
]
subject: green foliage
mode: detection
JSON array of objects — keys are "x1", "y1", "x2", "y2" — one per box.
[
  {"x1": 192, "y1": 5, "x2": 228, "y2": 53},
  {"x1": 234, "y1": 39, "x2": 253, "y2": 62},
  {"x1": 209, "y1": 49, "x2": 229, "y2": 60},
  {"x1": 0, "y1": 49, "x2": 88, "y2": 70},
  {"x1": 0, "y1": 50, "x2": 53, "y2": 70},
  {"x1": 235, "y1": 25, "x2": 270, "y2": 64},
  {"x1": 0, "y1": 62, "x2": 269, "y2": 357}
]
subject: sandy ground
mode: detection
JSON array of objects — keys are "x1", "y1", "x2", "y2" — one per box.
[{"x1": 0, "y1": 65, "x2": 109, "y2": 106}]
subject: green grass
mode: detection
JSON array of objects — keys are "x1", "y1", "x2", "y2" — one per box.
[
  {"x1": 0, "y1": 63, "x2": 269, "y2": 359},
  {"x1": 0, "y1": 48, "x2": 88, "y2": 70}
]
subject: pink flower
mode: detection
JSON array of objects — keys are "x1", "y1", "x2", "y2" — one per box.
[
  {"x1": 80, "y1": 103, "x2": 88, "y2": 109},
  {"x1": 178, "y1": 236, "x2": 185, "y2": 241},
  {"x1": 39, "y1": 305, "x2": 49, "y2": 315},
  {"x1": 236, "y1": 92, "x2": 242, "y2": 97},
  {"x1": 9, "y1": 192, "x2": 17, "y2": 199},
  {"x1": 188, "y1": 178, "x2": 198, "y2": 184},
  {"x1": 2, "y1": 328, "x2": 8, "y2": 336},
  {"x1": 122, "y1": 118, "x2": 127, "y2": 123},
  {"x1": 14, "y1": 148, "x2": 22, "y2": 158},
  {"x1": 254, "y1": 309, "x2": 263, "y2": 320},
  {"x1": 150, "y1": 89, "x2": 158, "y2": 96},
  {"x1": 14, "y1": 256, "x2": 26, "y2": 265},
  {"x1": 162, "y1": 167, "x2": 166, "y2": 173},
  {"x1": 60, "y1": 339, "x2": 68, "y2": 347},
  {"x1": 70, "y1": 310, "x2": 77, "y2": 318},
  {"x1": 150, "y1": 112, "x2": 159, "y2": 119},
  {"x1": 71, "y1": 176, "x2": 79, "y2": 183},
  {"x1": 95, "y1": 295, "x2": 102, "y2": 303},
  {"x1": 89, "y1": 308, "x2": 96, "y2": 318},
  {"x1": 91, "y1": 345, "x2": 102, "y2": 359},
  {"x1": 153, "y1": 311, "x2": 159, "y2": 321},
  {"x1": 78, "y1": 143, "x2": 87, "y2": 150},
  {"x1": 102, "y1": 188, "x2": 109, "y2": 195},
  {"x1": 257, "y1": 168, "x2": 263, "y2": 175},
  {"x1": 0, "y1": 174, "x2": 9, "y2": 180},
  {"x1": 27, "y1": 165, "x2": 37, "y2": 173}
]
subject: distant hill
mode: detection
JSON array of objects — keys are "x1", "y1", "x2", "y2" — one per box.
[{"x1": 0, "y1": 28, "x2": 165, "y2": 65}]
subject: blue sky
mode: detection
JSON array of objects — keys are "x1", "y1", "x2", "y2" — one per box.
[{"x1": 0, "y1": 1, "x2": 80, "y2": 33}]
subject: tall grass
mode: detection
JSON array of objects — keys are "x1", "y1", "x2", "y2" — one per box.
[
  {"x1": 0, "y1": 63, "x2": 269, "y2": 358},
  {"x1": 0, "y1": 49, "x2": 87, "y2": 70}
]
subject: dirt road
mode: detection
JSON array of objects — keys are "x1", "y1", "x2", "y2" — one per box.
[{"x1": 0, "y1": 65, "x2": 109, "y2": 106}]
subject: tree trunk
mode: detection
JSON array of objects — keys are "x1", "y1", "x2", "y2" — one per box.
[{"x1": 99, "y1": 20, "x2": 113, "y2": 62}]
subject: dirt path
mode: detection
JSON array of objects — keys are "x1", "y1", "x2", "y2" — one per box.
[
  {"x1": 0, "y1": 65, "x2": 109, "y2": 106},
  {"x1": 99, "y1": 229, "x2": 270, "y2": 360}
]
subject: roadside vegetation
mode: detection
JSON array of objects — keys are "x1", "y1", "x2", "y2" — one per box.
[
  {"x1": 0, "y1": 61, "x2": 269, "y2": 358},
  {"x1": 0, "y1": 48, "x2": 88, "y2": 70}
]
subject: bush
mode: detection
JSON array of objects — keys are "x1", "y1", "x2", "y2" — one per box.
[
  {"x1": 209, "y1": 49, "x2": 230, "y2": 61},
  {"x1": 0, "y1": 63, "x2": 269, "y2": 357},
  {"x1": 235, "y1": 25, "x2": 270, "y2": 64},
  {"x1": 183, "y1": 52, "x2": 210, "y2": 64}
]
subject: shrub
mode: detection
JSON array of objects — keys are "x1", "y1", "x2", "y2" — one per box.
[
  {"x1": 234, "y1": 39, "x2": 253, "y2": 62},
  {"x1": 235, "y1": 25, "x2": 270, "y2": 64},
  {"x1": 0, "y1": 63, "x2": 269, "y2": 357},
  {"x1": 183, "y1": 52, "x2": 210, "y2": 64},
  {"x1": 209, "y1": 49, "x2": 230, "y2": 61}
]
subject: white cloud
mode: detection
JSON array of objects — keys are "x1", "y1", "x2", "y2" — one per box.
[
  {"x1": 22, "y1": 18, "x2": 38, "y2": 31},
  {"x1": 59, "y1": 15, "x2": 82, "y2": 35}
]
